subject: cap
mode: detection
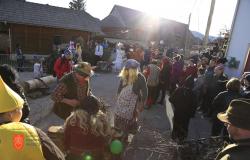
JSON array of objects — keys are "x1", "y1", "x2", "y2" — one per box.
[
  {"x1": 124, "y1": 59, "x2": 140, "y2": 69},
  {"x1": 0, "y1": 76, "x2": 24, "y2": 113}
]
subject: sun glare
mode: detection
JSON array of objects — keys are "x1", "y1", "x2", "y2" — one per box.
[{"x1": 133, "y1": 0, "x2": 187, "y2": 22}]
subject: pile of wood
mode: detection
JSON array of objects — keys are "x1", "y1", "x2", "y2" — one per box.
[{"x1": 177, "y1": 136, "x2": 225, "y2": 160}]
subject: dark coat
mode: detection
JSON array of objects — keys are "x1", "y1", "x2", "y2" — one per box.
[
  {"x1": 159, "y1": 62, "x2": 171, "y2": 88},
  {"x1": 169, "y1": 87, "x2": 196, "y2": 119},
  {"x1": 202, "y1": 74, "x2": 228, "y2": 111},
  {"x1": 216, "y1": 138, "x2": 250, "y2": 160},
  {"x1": 210, "y1": 90, "x2": 242, "y2": 118},
  {"x1": 242, "y1": 86, "x2": 250, "y2": 98}
]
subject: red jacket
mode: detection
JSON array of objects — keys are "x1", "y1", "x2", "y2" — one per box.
[
  {"x1": 185, "y1": 66, "x2": 198, "y2": 78},
  {"x1": 53, "y1": 57, "x2": 71, "y2": 79}
]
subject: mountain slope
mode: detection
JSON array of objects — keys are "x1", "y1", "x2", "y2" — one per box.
[{"x1": 191, "y1": 31, "x2": 217, "y2": 42}]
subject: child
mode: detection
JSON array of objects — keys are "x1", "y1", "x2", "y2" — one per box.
[
  {"x1": 64, "y1": 95, "x2": 115, "y2": 160},
  {"x1": 33, "y1": 57, "x2": 43, "y2": 78}
]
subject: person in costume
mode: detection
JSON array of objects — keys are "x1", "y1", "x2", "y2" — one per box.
[
  {"x1": 115, "y1": 59, "x2": 148, "y2": 139},
  {"x1": 0, "y1": 76, "x2": 65, "y2": 160},
  {"x1": 113, "y1": 43, "x2": 125, "y2": 73},
  {"x1": 53, "y1": 49, "x2": 73, "y2": 80},
  {"x1": 51, "y1": 62, "x2": 93, "y2": 120},
  {"x1": 0, "y1": 64, "x2": 30, "y2": 123},
  {"x1": 143, "y1": 60, "x2": 161, "y2": 108},
  {"x1": 64, "y1": 95, "x2": 116, "y2": 160},
  {"x1": 76, "y1": 43, "x2": 82, "y2": 63}
]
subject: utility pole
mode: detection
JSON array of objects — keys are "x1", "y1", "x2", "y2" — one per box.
[
  {"x1": 203, "y1": 0, "x2": 216, "y2": 48},
  {"x1": 184, "y1": 13, "x2": 191, "y2": 56}
]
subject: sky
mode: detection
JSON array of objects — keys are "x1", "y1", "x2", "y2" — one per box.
[{"x1": 27, "y1": 0, "x2": 238, "y2": 36}]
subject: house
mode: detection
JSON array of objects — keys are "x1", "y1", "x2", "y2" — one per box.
[
  {"x1": 101, "y1": 5, "x2": 195, "y2": 48},
  {"x1": 225, "y1": 0, "x2": 250, "y2": 77},
  {"x1": 0, "y1": 0, "x2": 101, "y2": 55}
]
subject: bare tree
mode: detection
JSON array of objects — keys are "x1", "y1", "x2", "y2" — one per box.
[{"x1": 69, "y1": 0, "x2": 86, "y2": 11}]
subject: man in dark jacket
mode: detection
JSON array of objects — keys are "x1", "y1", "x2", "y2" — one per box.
[
  {"x1": 210, "y1": 78, "x2": 242, "y2": 136},
  {"x1": 216, "y1": 99, "x2": 250, "y2": 160},
  {"x1": 202, "y1": 64, "x2": 228, "y2": 117},
  {"x1": 157, "y1": 57, "x2": 172, "y2": 104},
  {"x1": 16, "y1": 44, "x2": 24, "y2": 72},
  {"x1": 169, "y1": 77, "x2": 196, "y2": 143}
]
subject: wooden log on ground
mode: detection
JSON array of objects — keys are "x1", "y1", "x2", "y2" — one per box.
[{"x1": 23, "y1": 76, "x2": 56, "y2": 92}]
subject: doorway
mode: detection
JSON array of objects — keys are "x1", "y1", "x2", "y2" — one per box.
[{"x1": 244, "y1": 45, "x2": 250, "y2": 72}]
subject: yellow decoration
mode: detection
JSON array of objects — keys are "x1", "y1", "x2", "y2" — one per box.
[
  {"x1": 0, "y1": 122, "x2": 45, "y2": 160},
  {"x1": 0, "y1": 76, "x2": 24, "y2": 113}
]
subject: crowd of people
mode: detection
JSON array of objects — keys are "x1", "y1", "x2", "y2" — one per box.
[{"x1": 1, "y1": 39, "x2": 250, "y2": 160}]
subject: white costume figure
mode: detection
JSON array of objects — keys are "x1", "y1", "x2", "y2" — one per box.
[
  {"x1": 33, "y1": 59, "x2": 43, "y2": 78},
  {"x1": 76, "y1": 43, "x2": 82, "y2": 62},
  {"x1": 113, "y1": 43, "x2": 125, "y2": 72}
]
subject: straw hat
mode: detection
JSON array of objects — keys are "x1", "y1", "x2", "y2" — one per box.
[
  {"x1": 73, "y1": 62, "x2": 94, "y2": 77},
  {"x1": 0, "y1": 76, "x2": 24, "y2": 113}
]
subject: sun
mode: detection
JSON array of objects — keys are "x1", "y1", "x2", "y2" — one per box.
[{"x1": 133, "y1": 0, "x2": 179, "y2": 20}]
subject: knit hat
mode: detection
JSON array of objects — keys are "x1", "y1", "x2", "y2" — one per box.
[
  {"x1": 217, "y1": 98, "x2": 250, "y2": 130},
  {"x1": 124, "y1": 59, "x2": 140, "y2": 69},
  {"x1": 73, "y1": 62, "x2": 94, "y2": 77},
  {"x1": 78, "y1": 95, "x2": 101, "y2": 115},
  {"x1": 64, "y1": 49, "x2": 72, "y2": 56},
  {"x1": 0, "y1": 76, "x2": 24, "y2": 113}
]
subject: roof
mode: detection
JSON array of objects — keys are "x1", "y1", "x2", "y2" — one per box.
[
  {"x1": 111, "y1": 5, "x2": 145, "y2": 28},
  {"x1": 0, "y1": 0, "x2": 101, "y2": 33},
  {"x1": 103, "y1": 5, "x2": 187, "y2": 29},
  {"x1": 101, "y1": 15, "x2": 126, "y2": 28}
]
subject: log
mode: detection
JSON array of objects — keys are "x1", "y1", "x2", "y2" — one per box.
[{"x1": 23, "y1": 76, "x2": 56, "y2": 92}]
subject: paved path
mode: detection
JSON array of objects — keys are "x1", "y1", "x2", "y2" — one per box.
[
  {"x1": 34, "y1": 72, "x2": 120, "y2": 130},
  {"x1": 123, "y1": 103, "x2": 177, "y2": 160},
  {"x1": 18, "y1": 72, "x2": 212, "y2": 159}
]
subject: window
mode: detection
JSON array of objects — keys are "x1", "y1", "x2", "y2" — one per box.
[{"x1": 53, "y1": 35, "x2": 63, "y2": 45}]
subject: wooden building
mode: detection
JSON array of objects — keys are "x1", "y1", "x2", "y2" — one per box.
[
  {"x1": 0, "y1": 0, "x2": 101, "y2": 55},
  {"x1": 101, "y1": 5, "x2": 195, "y2": 48}
]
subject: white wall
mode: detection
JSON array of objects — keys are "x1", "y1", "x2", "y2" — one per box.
[{"x1": 225, "y1": 0, "x2": 250, "y2": 78}]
